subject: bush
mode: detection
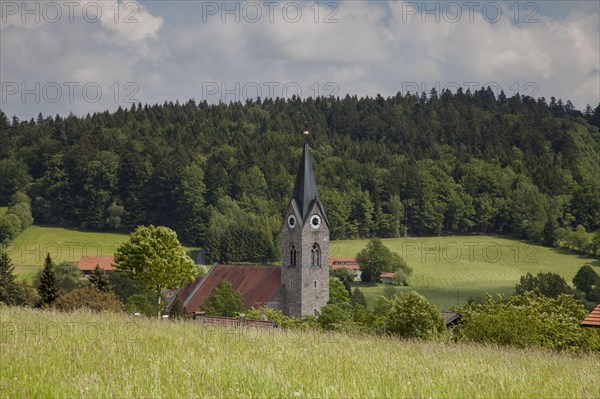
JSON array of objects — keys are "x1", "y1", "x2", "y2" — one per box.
[
  {"x1": 382, "y1": 291, "x2": 445, "y2": 340},
  {"x1": 51, "y1": 286, "x2": 124, "y2": 313},
  {"x1": 350, "y1": 287, "x2": 367, "y2": 308},
  {"x1": 457, "y1": 292, "x2": 600, "y2": 352},
  {"x1": 125, "y1": 293, "x2": 160, "y2": 316}
]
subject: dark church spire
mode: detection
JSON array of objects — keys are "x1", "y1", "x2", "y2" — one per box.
[{"x1": 292, "y1": 131, "x2": 326, "y2": 223}]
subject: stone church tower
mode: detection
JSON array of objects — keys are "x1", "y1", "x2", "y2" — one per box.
[{"x1": 280, "y1": 132, "x2": 330, "y2": 317}]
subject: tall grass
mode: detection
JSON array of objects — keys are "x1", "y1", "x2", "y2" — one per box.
[{"x1": 1, "y1": 307, "x2": 598, "y2": 398}]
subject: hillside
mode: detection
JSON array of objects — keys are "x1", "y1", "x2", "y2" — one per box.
[
  {"x1": 2, "y1": 92, "x2": 600, "y2": 263},
  {"x1": 1, "y1": 307, "x2": 598, "y2": 398}
]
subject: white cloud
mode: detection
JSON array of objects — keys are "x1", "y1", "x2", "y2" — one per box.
[{"x1": 1, "y1": 0, "x2": 598, "y2": 119}]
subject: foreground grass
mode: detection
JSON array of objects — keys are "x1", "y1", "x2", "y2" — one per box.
[
  {"x1": 332, "y1": 236, "x2": 600, "y2": 310},
  {"x1": 8, "y1": 226, "x2": 199, "y2": 279},
  {"x1": 1, "y1": 308, "x2": 599, "y2": 398}
]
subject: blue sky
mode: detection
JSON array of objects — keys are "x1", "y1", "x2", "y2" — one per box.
[{"x1": 1, "y1": 1, "x2": 598, "y2": 119}]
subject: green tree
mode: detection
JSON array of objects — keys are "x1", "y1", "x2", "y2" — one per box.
[
  {"x1": 328, "y1": 277, "x2": 350, "y2": 305},
  {"x1": 89, "y1": 264, "x2": 112, "y2": 293},
  {"x1": 203, "y1": 279, "x2": 244, "y2": 317},
  {"x1": 37, "y1": 253, "x2": 60, "y2": 307},
  {"x1": 515, "y1": 272, "x2": 571, "y2": 298},
  {"x1": 0, "y1": 248, "x2": 18, "y2": 305},
  {"x1": 114, "y1": 225, "x2": 198, "y2": 318},
  {"x1": 331, "y1": 268, "x2": 355, "y2": 295},
  {"x1": 55, "y1": 262, "x2": 84, "y2": 293},
  {"x1": 383, "y1": 291, "x2": 445, "y2": 339},
  {"x1": 356, "y1": 238, "x2": 412, "y2": 283},
  {"x1": 572, "y1": 265, "x2": 599, "y2": 295}
]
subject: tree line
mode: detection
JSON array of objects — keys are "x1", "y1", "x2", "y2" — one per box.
[{"x1": 1, "y1": 88, "x2": 600, "y2": 260}]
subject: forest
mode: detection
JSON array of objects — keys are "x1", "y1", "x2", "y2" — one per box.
[{"x1": 1, "y1": 88, "x2": 600, "y2": 262}]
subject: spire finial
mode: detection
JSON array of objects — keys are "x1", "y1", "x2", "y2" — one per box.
[{"x1": 303, "y1": 130, "x2": 309, "y2": 138}]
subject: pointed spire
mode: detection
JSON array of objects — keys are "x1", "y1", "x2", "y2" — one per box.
[{"x1": 292, "y1": 131, "x2": 323, "y2": 222}]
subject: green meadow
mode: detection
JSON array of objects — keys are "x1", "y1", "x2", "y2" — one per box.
[
  {"x1": 331, "y1": 236, "x2": 600, "y2": 310},
  {"x1": 7, "y1": 227, "x2": 599, "y2": 309},
  {"x1": 7, "y1": 226, "x2": 198, "y2": 279},
  {"x1": 0, "y1": 307, "x2": 598, "y2": 398}
]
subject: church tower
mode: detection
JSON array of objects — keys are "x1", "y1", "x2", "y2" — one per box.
[{"x1": 280, "y1": 131, "x2": 330, "y2": 317}]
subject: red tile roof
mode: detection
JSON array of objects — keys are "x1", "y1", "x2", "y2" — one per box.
[
  {"x1": 581, "y1": 304, "x2": 600, "y2": 328},
  {"x1": 328, "y1": 257, "x2": 358, "y2": 265},
  {"x1": 380, "y1": 272, "x2": 396, "y2": 278},
  {"x1": 180, "y1": 264, "x2": 281, "y2": 313},
  {"x1": 77, "y1": 256, "x2": 116, "y2": 271}
]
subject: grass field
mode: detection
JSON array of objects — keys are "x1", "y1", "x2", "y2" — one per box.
[
  {"x1": 1, "y1": 307, "x2": 598, "y2": 398},
  {"x1": 7, "y1": 226, "x2": 199, "y2": 280},
  {"x1": 331, "y1": 236, "x2": 600, "y2": 310}
]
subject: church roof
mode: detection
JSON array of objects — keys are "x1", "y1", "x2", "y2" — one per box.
[
  {"x1": 174, "y1": 264, "x2": 282, "y2": 313},
  {"x1": 292, "y1": 138, "x2": 328, "y2": 225}
]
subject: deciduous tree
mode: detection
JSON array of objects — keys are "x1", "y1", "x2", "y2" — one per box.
[{"x1": 114, "y1": 225, "x2": 197, "y2": 318}]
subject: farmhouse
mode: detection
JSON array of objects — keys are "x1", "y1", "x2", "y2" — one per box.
[
  {"x1": 380, "y1": 272, "x2": 397, "y2": 285},
  {"x1": 170, "y1": 132, "x2": 330, "y2": 317},
  {"x1": 329, "y1": 257, "x2": 361, "y2": 281},
  {"x1": 581, "y1": 304, "x2": 600, "y2": 328},
  {"x1": 77, "y1": 255, "x2": 116, "y2": 276}
]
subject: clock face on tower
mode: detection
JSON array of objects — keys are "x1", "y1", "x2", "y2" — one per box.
[
  {"x1": 310, "y1": 214, "x2": 322, "y2": 229},
  {"x1": 287, "y1": 214, "x2": 297, "y2": 229}
]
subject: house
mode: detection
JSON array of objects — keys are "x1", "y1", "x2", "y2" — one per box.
[
  {"x1": 581, "y1": 304, "x2": 600, "y2": 328},
  {"x1": 328, "y1": 257, "x2": 361, "y2": 281},
  {"x1": 170, "y1": 131, "x2": 331, "y2": 318},
  {"x1": 441, "y1": 311, "x2": 461, "y2": 329},
  {"x1": 77, "y1": 256, "x2": 116, "y2": 276},
  {"x1": 380, "y1": 272, "x2": 396, "y2": 285}
]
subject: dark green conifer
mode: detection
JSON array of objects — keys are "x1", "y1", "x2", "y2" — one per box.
[{"x1": 37, "y1": 253, "x2": 60, "y2": 307}]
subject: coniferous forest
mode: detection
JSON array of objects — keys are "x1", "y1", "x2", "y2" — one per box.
[{"x1": 1, "y1": 88, "x2": 600, "y2": 262}]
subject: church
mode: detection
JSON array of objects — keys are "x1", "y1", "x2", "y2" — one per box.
[{"x1": 169, "y1": 132, "x2": 330, "y2": 317}]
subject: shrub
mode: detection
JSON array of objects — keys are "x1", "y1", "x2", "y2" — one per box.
[
  {"x1": 382, "y1": 291, "x2": 445, "y2": 340},
  {"x1": 52, "y1": 286, "x2": 124, "y2": 313},
  {"x1": 457, "y1": 292, "x2": 600, "y2": 352},
  {"x1": 350, "y1": 287, "x2": 367, "y2": 308}
]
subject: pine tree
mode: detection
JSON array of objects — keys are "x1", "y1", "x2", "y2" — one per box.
[
  {"x1": 89, "y1": 264, "x2": 111, "y2": 293},
  {"x1": 37, "y1": 253, "x2": 60, "y2": 307},
  {"x1": 0, "y1": 248, "x2": 18, "y2": 305}
]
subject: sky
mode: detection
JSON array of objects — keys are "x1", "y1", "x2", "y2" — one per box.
[{"x1": 1, "y1": 0, "x2": 599, "y2": 120}]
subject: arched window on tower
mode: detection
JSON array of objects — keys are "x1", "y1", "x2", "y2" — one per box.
[
  {"x1": 289, "y1": 244, "x2": 297, "y2": 267},
  {"x1": 310, "y1": 243, "x2": 321, "y2": 268}
]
